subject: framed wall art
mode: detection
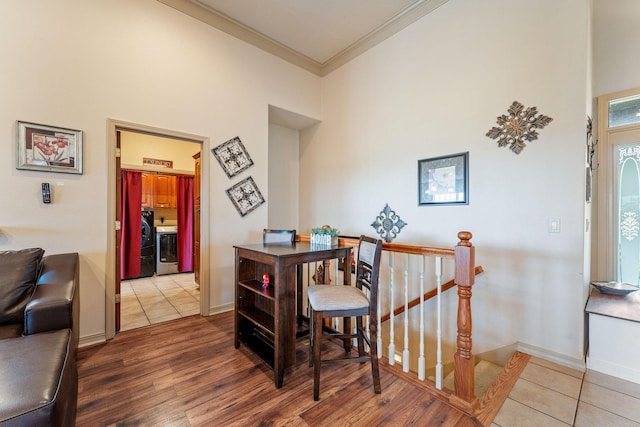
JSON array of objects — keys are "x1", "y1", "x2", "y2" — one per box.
[
  {"x1": 16, "y1": 121, "x2": 83, "y2": 174},
  {"x1": 418, "y1": 152, "x2": 468, "y2": 206},
  {"x1": 226, "y1": 176, "x2": 265, "y2": 217},
  {"x1": 212, "y1": 136, "x2": 254, "y2": 178}
]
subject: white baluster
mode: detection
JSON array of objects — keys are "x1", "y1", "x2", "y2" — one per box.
[
  {"x1": 375, "y1": 248, "x2": 382, "y2": 358},
  {"x1": 306, "y1": 263, "x2": 311, "y2": 318},
  {"x1": 377, "y1": 286, "x2": 382, "y2": 358},
  {"x1": 435, "y1": 256, "x2": 443, "y2": 389},
  {"x1": 418, "y1": 255, "x2": 425, "y2": 381},
  {"x1": 388, "y1": 252, "x2": 395, "y2": 365},
  {"x1": 402, "y1": 253, "x2": 410, "y2": 373},
  {"x1": 365, "y1": 312, "x2": 370, "y2": 352},
  {"x1": 334, "y1": 258, "x2": 340, "y2": 332}
]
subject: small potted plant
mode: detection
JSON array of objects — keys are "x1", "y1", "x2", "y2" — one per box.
[{"x1": 311, "y1": 225, "x2": 340, "y2": 247}]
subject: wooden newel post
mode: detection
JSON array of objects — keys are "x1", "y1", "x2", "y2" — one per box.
[{"x1": 450, "y1": 231, "x2": 478, "y2": 413}]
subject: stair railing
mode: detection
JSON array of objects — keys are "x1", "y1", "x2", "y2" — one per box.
[{"x1": 297, "y1": 231, "x2": 479, "y2": 413}]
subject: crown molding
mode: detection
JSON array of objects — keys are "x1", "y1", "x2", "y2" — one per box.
[
  {"x1": 157, "y1": 0, "x2": 323, "y2": 75},
  {"x1": 156, "y1": 0, "x2": 449, "y2": 77}
]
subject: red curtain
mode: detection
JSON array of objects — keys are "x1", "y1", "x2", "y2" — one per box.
[
  {"x1": 121, "y1": 170, "x2": 142, "y2": 279},
  {"x1": 177, "y1": 175, "x2": 194, "y2": 272}
]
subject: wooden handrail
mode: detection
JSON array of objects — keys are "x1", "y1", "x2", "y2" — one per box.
[
  {"x1": 296, "y1": 234, "x2": 456, "y2": 258},
  {"x1": 379, "y1": 265, "x2": 484, "y2": 323}
]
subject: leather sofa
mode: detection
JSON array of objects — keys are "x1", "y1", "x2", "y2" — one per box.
[{"x1": 0, "y1": 249, "x2": 79, "y2": 427}]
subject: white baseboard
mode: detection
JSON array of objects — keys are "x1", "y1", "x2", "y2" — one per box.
[
  {"x1": 79, "y1": 332, "x2": 106, "y2": 348},
  {"x1": 78, "y1": 304, "x2": 233, "y2": 348},
  {"x1": 587, "y1": 355, "x2": 640, "y2": 384},
  {"x1": 208, "y1": 302, "x2": 233, "y2": 315},
  {"x1": 516, "y1": 342, "x2": 586, "y2": 372}
]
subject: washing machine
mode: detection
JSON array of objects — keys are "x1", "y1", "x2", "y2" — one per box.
[{"x1": 140, "y1": 209, "x2": 155, "y2": 277}]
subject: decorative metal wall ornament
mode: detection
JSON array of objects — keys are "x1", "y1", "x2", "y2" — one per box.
[
  {"x1": 585, "y1": 115, "x2": 598, "y2": 203},
  {"x1": 587, "y1": 115, "x2": 598, "y2": 171},
  {"x1": 212, "y1": 136, "x2": 254, "y2": 178},
  {"x1": 371, "y1": 203, "x2": 407, "y2": 242},
  {"x1": 225, "y1": 176, "x2": 265, "y2": 217},
  {"x1": 486, "y1": 101, "x2": 553, "y2": 154}
]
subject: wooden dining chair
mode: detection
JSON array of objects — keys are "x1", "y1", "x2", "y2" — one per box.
[
  {"x1": 307, "y1": 235, "x2": 383, "y2": 400},
  {"x1": 262, "y1": 229, "x2": 296, "y2": 244}
]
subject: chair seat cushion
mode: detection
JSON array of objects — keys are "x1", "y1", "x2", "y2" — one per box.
[{"x1": 308, "y1": 285, "x2": 369, "y2": 311}]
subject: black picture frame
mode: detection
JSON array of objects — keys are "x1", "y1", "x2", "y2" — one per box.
[{"x1": 418, "y1": 152, "x2": 469, "y2": 206}]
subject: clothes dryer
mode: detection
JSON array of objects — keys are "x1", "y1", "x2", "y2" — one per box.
[{"x1": 156, "y1": 225, "x2": 178, "y2": 275}]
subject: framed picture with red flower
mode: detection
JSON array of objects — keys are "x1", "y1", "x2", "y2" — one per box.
[{"x1": 16, "y1": 121, "x2": 83, "y2": 174}]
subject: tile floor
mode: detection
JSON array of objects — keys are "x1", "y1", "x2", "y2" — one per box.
[
  {"x1": 492, "y1": 356, "x2": 640, "y2": 426},
  {"x1": 120, "y1": 272, "x2": 200, "y2": 332}
]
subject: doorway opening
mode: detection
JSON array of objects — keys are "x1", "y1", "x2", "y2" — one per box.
[
  {"x1": 107, "y1": 119, "x2": 210, "y2": 340},
  {"x1": 119, "y1": 131, "x2": 201, "y2": 331}
]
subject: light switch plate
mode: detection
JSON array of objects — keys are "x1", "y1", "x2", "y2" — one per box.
[{"x1": 548, "y1": 218, "x2": 560, "y2": 233}]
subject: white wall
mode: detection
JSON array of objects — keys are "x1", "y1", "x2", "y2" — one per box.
[
  {"x1": 0, "y1": 0, "x2": 321, "y2": 341},
  {"x1": 301, "y1": 0, "x2": 591, "y2": 363},
  {"x1": 593, "y1": 0, "x2": 640, "y2": 97},
  {"x1": 268, "y1": 124, "x2": 300, "y2": 230},
  {"x1": 0, "y1": 0, "x2": 620, "y2": 364}
]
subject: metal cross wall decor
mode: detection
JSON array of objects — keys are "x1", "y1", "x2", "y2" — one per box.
[
  {"x1": 371, "y1": 203, "x2": 407, "y2": 242},
  {"x1": 486, "y1": 101, "x2": 553, "y2": 154}
]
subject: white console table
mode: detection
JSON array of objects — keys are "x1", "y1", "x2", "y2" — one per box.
[{"x1": 585, "y1": 289, "x2": 640, "y2": 384}]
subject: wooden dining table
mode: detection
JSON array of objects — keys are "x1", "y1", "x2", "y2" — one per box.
[{"x1": 233, "y1": 242, "x2": 353, "y2": 388}]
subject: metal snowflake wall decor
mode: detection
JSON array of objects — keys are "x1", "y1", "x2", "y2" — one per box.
[
  {"x1": 486, "y1": 101, "x2": 553, "y2": 154},
  {"x1": 371, "y1": 204, "x2": 407, "y2": 242},
  {"x1": 212, "y1": 136, "x2": 254, "y2": 178}
]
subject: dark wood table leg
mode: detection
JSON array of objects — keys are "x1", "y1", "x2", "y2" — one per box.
[
  {"x1": 275, "y1": 261, "x2": 298, "y2": 388},
  {"x1": 296, "y1": 264, "x2": 303, "y2": 327}
]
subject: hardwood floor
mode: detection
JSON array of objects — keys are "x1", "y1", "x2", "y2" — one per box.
[{"x1": 77, "y1": 312, "x2": 480, "y2": 426}]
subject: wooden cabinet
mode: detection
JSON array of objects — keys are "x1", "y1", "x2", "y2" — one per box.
[
  {"x1": 136, "y1": 171, "x2": 183, "y2": 210},
  {"x1": 140, "y1": 172, "x2": 178, "y2": 209},
  {"x1": 193, "y1": 152, "x2": 201, "y2": 285},
  {"x1": 154, "y1": 174, "x2": 176, "y2": 208},
  {"x1": 141, "y1": 173, "x2": 155, "y2": 208}
]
